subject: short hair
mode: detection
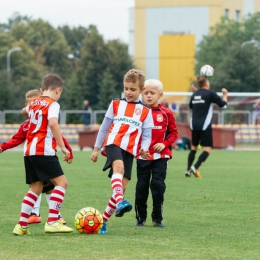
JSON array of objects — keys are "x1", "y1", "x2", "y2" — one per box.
[
  {"x1": 144, "y1": 79, "x2": 163, "y2": 93},
  {"x1": 123, "y1": 69, "x2": 145, "y2": 89},
  {"x1": 197, "y1": 76, "x2": 208, "y2": 88},
  {"x1": 41, "y1": 74, "x2": 63, "y2": 91},
  {"x1": 25, "y1": 89, "x2": 40, "y2": 102}
]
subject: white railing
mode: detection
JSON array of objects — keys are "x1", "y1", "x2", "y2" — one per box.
[{"x1": 0, "y1": 109, "x2": 256, "y2": 125}]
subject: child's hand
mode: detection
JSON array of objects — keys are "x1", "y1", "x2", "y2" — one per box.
[
  {"x1": 153, "y1": 143, "x2": 165, "y2": 152},
  {"x1": 0, "y1": 147, "x2": 3, "y2": 153},
  {"x1": 140, "y1": 149, "x2": 150, "y2": 159},
  {"x1": 91, "y1": 150, "x2": 99, "y2": 162},
  {"x1": 61, "y1": 146, "x2": 70, "y2": 161},
  {"x1": 64, "y1": 158, "x2": 73, "y2": 164}
]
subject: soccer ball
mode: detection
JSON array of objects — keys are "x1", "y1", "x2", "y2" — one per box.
[
  {"x1": 200, "y1": 64, "x2": 214, "y2": 77},
  {"x1": 74, "y1": 207, "x2": 103, "y2": 234}
]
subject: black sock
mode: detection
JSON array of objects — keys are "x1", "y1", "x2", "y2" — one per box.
[
  {"x1": 187, "y1": 150, "x2": 196, "y2": 170},
  {"x1": 194, "y1": 151, "x2": 209, "y2": 169}
]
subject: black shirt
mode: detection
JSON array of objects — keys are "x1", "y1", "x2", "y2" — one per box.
[{"x1": 189, "y1": 89, "x2": 227, "y2": 131}]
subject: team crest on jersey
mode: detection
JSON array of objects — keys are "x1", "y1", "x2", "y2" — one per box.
[
  {"x1": 157, "y1": 114, "x2": 163, "y2": 122},
  {"x1": 135, "y1": 108, "x2": 141, "y2": 115}
]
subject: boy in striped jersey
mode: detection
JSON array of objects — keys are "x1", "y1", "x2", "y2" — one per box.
[
  {"x1": 91, "y1": 69, "x2": 154, "y2": 234},
  {"x1": 12, "y1": 74, "x2": 73, "y2": 235},
  {"x1": 135, "y1": 79, "x2": 178, "y2": 227},
  {"x1": 1, "y1": 89, "x2": 72, "y2": 225}
]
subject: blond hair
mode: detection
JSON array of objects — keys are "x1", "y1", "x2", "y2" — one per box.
[
  {"x1": 144, "y1": 79, "x2": 163, "y2": 93},
  {"x1": 25, "y1": 89, "x2": 40, "y2": 102}
]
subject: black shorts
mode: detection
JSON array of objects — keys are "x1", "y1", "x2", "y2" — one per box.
[
  {"x1": 42, "y1": 180, "x2": 55, "y2": 193},
  {"x1": 103, "y1": 144, "x2": 134, "y2": 180},
  {"x1": 24, "y1": 155, "x2": 64, "y2": 184},
  {"x1": 192, "y1": 128, "x2": 213, "y2": 147}
]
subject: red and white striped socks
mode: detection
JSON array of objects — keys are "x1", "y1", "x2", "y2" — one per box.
[
  {"x1": 47, "y1": 186, "x2": 66, "y2": 224},
  {"x1": 102, "y1": 194, "x2": 116, "y2": 222},
  {"x1": 111, "y1": 173, "x2": 123, "y2": 205},
  {"x1": 19, "y1": 190, "x2": 38, "y2": 228}
]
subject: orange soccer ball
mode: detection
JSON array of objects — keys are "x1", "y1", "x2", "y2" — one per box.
[{"x1": 74, "y1": 207, "x2": 103, "y2": 234}]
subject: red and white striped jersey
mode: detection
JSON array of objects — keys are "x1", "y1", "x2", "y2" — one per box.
[
  {"x1": 103, "y1": 98, "x2": 154, "y2": 156},
  {"x1": 24, "y1": 96, "x2": 60, "y2": 156},
  {"x1": 136, "y1": 104, "x2": 178, "y2": 160}
]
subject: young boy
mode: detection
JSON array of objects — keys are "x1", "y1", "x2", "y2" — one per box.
[
  {"x1": 90, "y1": 69, "x2": 154, "y2": 234},
  {"x1": 1, "y1": 89, "x2": 73, "y2": 225},
  {"x1": 12, "y1": 74, "x2": 74, "y2": 235},
  {"x1": 185, "y1": 76, "x2": 228, "y2": 178},
  {"x1": 135, "y1": 79, "x2": 178, "y2": 227}
]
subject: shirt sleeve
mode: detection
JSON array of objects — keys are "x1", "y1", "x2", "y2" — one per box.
[
  {"x1": 142, "y1": 109, "x2": 154, "y2": 128},
  {"x1": 94, "y1": 117, "x2": 113, "y2": 149},
  {"x1": 104, "y1": 101, "x2": 114, "y2": 119},
  {"x1": 212, "y1": 92, "x2": 227, "y2": 109},
  {"x1": 48, "y1": 102, "x2": 60, "y2": 120},
  {"x1": 162, "y1": 110, "x2": 178, "y2": 147},
  {"x1": 140, "y1": 127, "x2": 151, "y2": 151},
  {"x1": 0, "y1": 122, "x2": 27, "y2": 151}
]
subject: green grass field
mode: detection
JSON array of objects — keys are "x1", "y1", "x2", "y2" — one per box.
[{"x1": 0, "y1": 150, "x2": 259, "y2": 260}]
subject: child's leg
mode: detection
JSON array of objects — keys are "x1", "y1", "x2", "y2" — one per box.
[
  {"x1": 47, "y1": 175, "x2": 68, "y2": 224},
  {"x1": 150, "y1": 159, "x2": 167, "y2": 225},
  {"x1": 18, "y1": 181, "x2": 43, "y2": 228},
  {"x1": 31, "y1": 193, "x2": 41, "y2": 216},
  {"x1": 102, "y1": 194, "x2": 117, "y2": 222},
  {"x1": 135, "y1": 160, "x2": 151, "y2": 223},
  {"x1": 110, "y1": 160, "x2": 124, "y2": 205}
]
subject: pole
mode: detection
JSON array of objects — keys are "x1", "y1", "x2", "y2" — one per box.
[{"x1": 6, "y1": 47, "x2": 22, "y2": 81}]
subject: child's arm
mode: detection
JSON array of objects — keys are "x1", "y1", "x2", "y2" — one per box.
[
  {"x1": 153, "y1": 111, "x2": 179, "y2": 152},
  {"x1": 163, "y1": 111, "x2": 178, "y2": 147},
  {"x1": 90, "y1": 117, "x2": 113, "y2": 162},
  {"x1": 49, "y1": 118, "x2": 70, "y2": 160},
  {"x1": 0, "y1": 121, "x2": 28, "y2": 152}
]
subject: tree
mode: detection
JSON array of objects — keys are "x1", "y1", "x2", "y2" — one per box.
[
  {"x1": 195, "y1": 13, "x2": 260, "y2": 92},
  {"x1": 58, "y1": 25, "x2": 90, "y2": 59},
  {"x1": 76, "y1": 26, "x2": 109, "y2": 109},
  {"x1": 97, "y1": 68, "x2": 118, "y2": 110}
]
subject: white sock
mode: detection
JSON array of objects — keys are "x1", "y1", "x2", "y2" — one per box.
[{"x1": 31, "y1": 193, "x2": 41, "y2": 216}]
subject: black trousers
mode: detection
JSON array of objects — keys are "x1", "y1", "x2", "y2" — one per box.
[{"x1": 135, "y1": 158, "x2": 168, "y2": 223}]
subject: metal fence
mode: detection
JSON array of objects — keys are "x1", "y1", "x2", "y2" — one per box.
[{"x1": 0, "y1": 109, "x2": 257, "y2": 125}]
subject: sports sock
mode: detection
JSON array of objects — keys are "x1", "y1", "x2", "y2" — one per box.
[
  {"x1": 111, "y1": 173, "x2": 123, "y2": 205},
  {"x1": 31, "y1": 193, "x2": 41, "y2": 216},
  {"x1": 18, "y1": 190, "x2": 39, "y2": 228},
  {"x1": 45, "y1": 193, "x2": 51, "y2": 205},
  {"x1": 102, "y1": 194, "x2": 116, "y2": 222},
  {"x1": 46, "y1": 193, "x2": 62, "y2": 217},
  {"x1": 187, "y1": 150, "x2": 197, "y2": 170},
  {"x1": 47, "y1": 186, "x2": 66, "y2": 224},
  {"x1": 194, "y1": 151, "x2": 209, "y2": 170}
]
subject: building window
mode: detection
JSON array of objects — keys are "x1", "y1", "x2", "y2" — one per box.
[
  {"x1": 225, "y1": 9, "x2": 229, "y2": 18},
  {"x1": 236, "y1": 10, "x2": 240, "y2": 22}
]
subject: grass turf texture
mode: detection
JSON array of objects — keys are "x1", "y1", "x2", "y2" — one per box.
[{"x1": 0, "y1": 150, "x2": 259, "y2": 260}]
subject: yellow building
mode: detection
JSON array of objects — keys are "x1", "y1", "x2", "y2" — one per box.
[{"x1": 129, "y1": 0, "x2": 260, "y2": 92}]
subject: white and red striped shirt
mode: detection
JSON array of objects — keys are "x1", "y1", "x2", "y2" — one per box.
[
  {"x1": 24, "y1": 96, "x2": 60, "y2": 156},
  {"x1": 102, "y1": 98, "x2": 154, "y2": 156},
  {"x1": 136, "y1": 104, "x2": 178, "y2": 160}
]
